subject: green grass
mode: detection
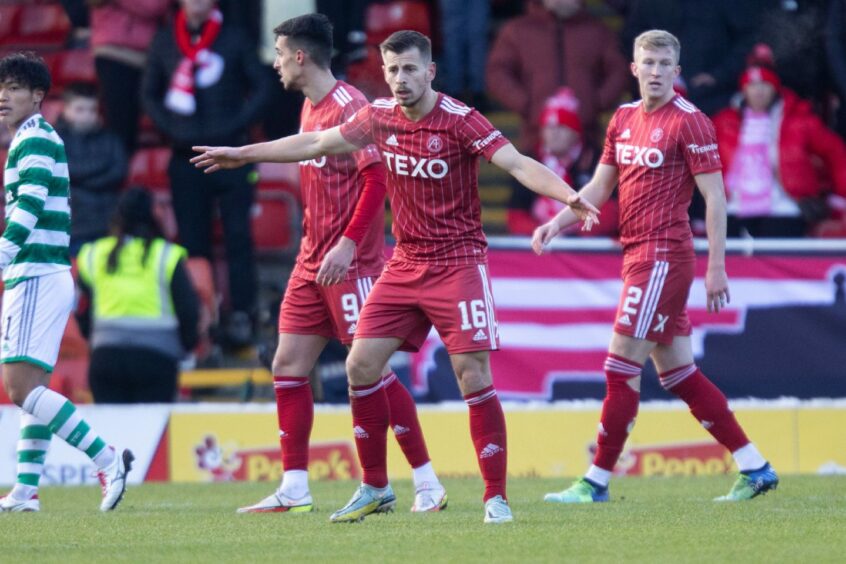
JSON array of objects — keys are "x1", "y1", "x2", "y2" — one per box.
[{"x1": 2, "y1": 476, "x2": 845, "y2": 563}]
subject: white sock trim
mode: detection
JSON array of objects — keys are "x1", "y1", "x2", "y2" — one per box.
[
  {"x1": 732, "y1": 443, "x2": 767, "y2": 472},
  {"x1": 585, "y1": 465, "x2": 612, "y2": 487},
  {"x1": 280, "y1": 470, "x2": 309, "y2": 498},
  {"x1": 412, "y1": 461, "x2": 439, "y2": 489}
]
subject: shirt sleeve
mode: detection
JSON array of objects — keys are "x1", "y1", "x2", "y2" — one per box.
[
  {"x1": 0, "y1": 137, "x2": 53, "y2": 268},
  {"x1": 680, "y1": 112, "x2": 723, "y2": 175},
  {"x1": 599, "y1": 111, "x2": 619, "y2": 166},
  {"x1": 342, "y1": 100, "x2": 382, "y2": 171},
  {"x1": 457, "y1": 109, "x2": 509, "y2": 161},
  {"x1": 339, "y1": 103, "x2": 375, "y2": 149}
]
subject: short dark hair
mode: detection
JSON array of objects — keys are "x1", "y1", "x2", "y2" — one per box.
[
  {"x1": 62, "y1": 81, "x2": 98, "y2": 103},
  {"x1": 0, "y1": 51, "x2": 51, "y2": 95},
  {"x1": 380, "y1": 30, "x2": 431, "y2": 61},
  {"x1": 273, "y1": 13, "x2": 333, "y2": 69}
]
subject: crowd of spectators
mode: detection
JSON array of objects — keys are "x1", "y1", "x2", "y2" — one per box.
[{"x1": 3, "y1": 0, "x2": 846, "y2": 395}]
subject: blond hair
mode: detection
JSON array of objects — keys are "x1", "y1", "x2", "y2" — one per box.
[{"x1": 633, "y1": 29, "x2": 680, "y2": 64}]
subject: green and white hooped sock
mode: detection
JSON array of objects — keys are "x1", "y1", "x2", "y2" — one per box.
[
  {"x1": 23, "y1": 386, "x2": 115, "y2": 469},
  {"x1": 11, "y1": 411, "x2": 52, "y2": 500}
]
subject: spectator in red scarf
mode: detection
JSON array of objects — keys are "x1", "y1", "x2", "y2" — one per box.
[
  {"x1": 142, "y1": 0, "x2": 271, "y2": 347},
  {"x1": 712, "y1": 57, "x2": 846, "y2": 238},
  {"x1": 508, "y1": 88, "x2": 617, "y2": 236}
]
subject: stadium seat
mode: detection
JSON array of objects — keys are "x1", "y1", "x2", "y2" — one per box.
[
  {"x1": 346, "y1": 45, "x2": 392, "y2": 100},
  {"x1": 51, "y1": 49, "x2": 96, "y2": 87},
  {"x1": 129, "y1": 147, "x2": 172, "y2": 189},
  {"x1": 9, "y1": 4, "x2": 70, "y2": 48},
  {"x1": 256, "y1": 161, "x2": 301, "y2": 201},
  {"x1": 0, "y1": 5, "x2": 22, "y2": 46},
  {"x1": 252, "y1": 190, "x2": 300, "y2": 256},
  {"x1": 40, "y1": 97, "x2": 62, "y2": 124},
  {"x1": 365, "y1": 1, "x2": 431, "y2": 45}
]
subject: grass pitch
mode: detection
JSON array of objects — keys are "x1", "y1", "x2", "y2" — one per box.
[{"x1": 2, "y1": 475, "x2": 845, "y2": 563}]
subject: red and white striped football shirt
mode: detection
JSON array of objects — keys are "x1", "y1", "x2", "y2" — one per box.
[
  {"x1": 600, "y1": 95, "x2": 722, "y2": 264},
  {"x1": 340, "y1": 93, "x2": 509, "y2": 265},
  {"x1": 293, "y1": 80, "x2": 384, "y2": 281}
]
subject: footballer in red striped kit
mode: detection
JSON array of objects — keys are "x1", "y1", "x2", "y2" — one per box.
[
  {"x1": 192, "y1": 28, "x2": 598, "y2": 524},
  {"x1": 533, "y1": 29, "x2": 778, "y2": 505}
]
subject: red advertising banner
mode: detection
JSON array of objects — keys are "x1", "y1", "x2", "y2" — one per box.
[{"x1": 409, "y1": 248, "x2": 846, "y2": 401}]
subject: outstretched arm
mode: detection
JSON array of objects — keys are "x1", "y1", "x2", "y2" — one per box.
[
  {"x1": 530, "y1": 163, "x2": 618, "y2": 255},
  {"x1": 191, "y1": 125, "x2": 361, "y2": 173},
  {"x1": 491, "y1": 142, "x2": 600, "y2": 228},
  {"x1": 695, "y1": 171, "x2": 730, "y2": 313}
]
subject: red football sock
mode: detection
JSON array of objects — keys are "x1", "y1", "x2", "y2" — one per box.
[
  {"x1": 465, "y1": 385, "x2": 507, "y2": 502},
  {"x1": 350, "y1": 380, "x2": 390, "y2": 488},
  {"x1": 273, "y1": 376, "x2": 313, "y2": 471},
  {"x1": 593, "y1": 354, "x2": 642, "y2": 471},
  {"x1": 660, "y1": 364, "x2": 750, "y2": 452},
  {"x1": 383, "y1": 372, "x2": 430, "y2": 469}
]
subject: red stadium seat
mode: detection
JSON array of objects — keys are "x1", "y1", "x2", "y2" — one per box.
[
  {"x1": 256, "y1": 161, "x2": 301, "y2": 201},
  {"x1": 13, "y1": 4, "x2": 70, "y2": 48},
  {"x1": 365, "y1": 1, "x2": 431, "y2": 46},
  {"x1": 129, "y1": 147, "x2": 172, "y2": 189},
  {"x1": 40, "y1": 97, "x2": 62, "y2": 124},
  {"x1": 346, "y1": 45, "x2": 392, "y2": 100},
  {"x1": 51, "y1": 49, "x2": 96, "y2": 87},
  {"x1": 0, "y1": 6, "x2": 22, "y2": 46},
  {"x1": 252, "y1": 190, "x2": 300, "y2": 255}
]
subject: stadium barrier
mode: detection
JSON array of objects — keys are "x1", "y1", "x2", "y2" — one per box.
[
  {"x1": 2, "y1": 400, "x2": 844, "y2": 486},
  {"x1": 404, "y1": 237, "x2": 846, "y2": 402}
]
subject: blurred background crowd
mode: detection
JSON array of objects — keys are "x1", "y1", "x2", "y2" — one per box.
[{"x1": 1, "y1": 0, "x2": 845, "y2": 402}]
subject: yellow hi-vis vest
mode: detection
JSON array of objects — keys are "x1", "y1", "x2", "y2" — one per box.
[{"x1": 77, "y1": 236, "x2": 188, "y2": 358}]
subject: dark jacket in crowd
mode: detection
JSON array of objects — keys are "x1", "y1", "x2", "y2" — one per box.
[
  {"x1": 141, "y1": 23, "x2": 271, "y2": 154},
  {"x1": 55, "y1": 120, "x2": 128, "y2": 242},
  {"x1": 487, "y1": 3, "x2": 629, "y2": 152}
]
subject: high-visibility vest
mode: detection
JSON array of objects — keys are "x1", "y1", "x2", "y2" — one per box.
[{"x1": 77, "y1": 236, "x2": 187, "y2": 359}]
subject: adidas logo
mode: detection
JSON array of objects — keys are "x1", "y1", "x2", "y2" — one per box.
[
  {"x1": 386, "y1": 134, "x2": 399, "y2": 146},
  {"x1": 472, "y1": 329, "x2": 488, "y2": 342},
  {"x1": 353, "y1": 425, "x2": 369, "y2": 439},
  {"x1": 700, "y1": 420, "x2": 714, "y2": 430},
  {"x1": 617, "y1": 314, "x2": 632, "y2": 326},
  {"x1": 620, "y1": 128, "x2": 631, "y2": 140},
  {"x1": 479, "y1": 443, "x2": 504, "y2": 459},
  {"x1": 597, "y1": 422, "x2": 608, "y2": 437},
  {"x1": 347, "y1": 322, "x2": 357, "y2": 335},
  {"x1": 393, "y1": 424, "x2": 410, "y2": 436},
  {"x1": 279, "y1": 429, "x2": 287, "y2": 438}
]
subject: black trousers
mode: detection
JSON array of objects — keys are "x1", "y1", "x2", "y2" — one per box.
[
  {"x1": 168, "y1": 153, "x2": 257, "y2": 313},
  {"x1": 94, "y1": 57, "x2": 141, "y2": 154},
  {"x1": 727, "y1": 215, "x2": 808, "y2": 238},
  {"x1": 89, "y1": 346, "x2": 179, "y2": 403}
]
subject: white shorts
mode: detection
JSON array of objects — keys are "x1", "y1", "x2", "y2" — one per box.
[{"x1": 1, "y1": 271, "x2": 74, "y2": 372}]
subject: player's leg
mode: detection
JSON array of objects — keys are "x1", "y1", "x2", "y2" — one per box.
[
  {"x1": 547, "y1": 260, "x2": 671, "y2": 503},
  {"x1": 324, "y1": 274, "x2": 446, "y2": 512},
  {"x1": 1, "y1": 272, "x2": 133, "y2": 512},
  {"x1": 330, "y1": 336, "x2": 402, "y2": 522},
  {"x1": 449, "y1": 350, "x2": 512, "y2": 524},
  {"x1": 423, "y1": 262, "x2": 510, "y2": 522},
  {"x1": 329, "y1": 263, "x2": 431, "y2": 522},
  {"x1": 379, "y1": 364, "x2": 447, "y2": 512},
  {"x1": 238, "y1": 277, "x2": 332, "y2": 513},
  {"x1": 0, "y1": 403, "x2": 50, "y2": 512},
  {"x1": 652, "y1": 337, "x2": 778, "y2": 501},
  {"x1": 545, "y1": 332, "x2": 654, "y2": 504}
]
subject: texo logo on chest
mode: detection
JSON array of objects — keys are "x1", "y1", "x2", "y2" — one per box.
[{"x1": 382, "y1": 150, "x2": 448, "y2": 179}]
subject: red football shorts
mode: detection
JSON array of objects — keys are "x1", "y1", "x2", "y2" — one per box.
[
  {"x1": 354, "y1": 260, "x2": 500, "y2": 354},
  {"x1": 613, "y1": 259, "x2": 694, "y2": 345},
  {"x1": 277, "y1": 275, "x2": 378, "y2": 345}
]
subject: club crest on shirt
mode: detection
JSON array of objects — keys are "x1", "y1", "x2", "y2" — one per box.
[
  {"x1": 427, "y1": 135, "x2": 443, "y2": 153},
  {"x1": 650, "y1": 128, "x2": 664, "y2": 143}
]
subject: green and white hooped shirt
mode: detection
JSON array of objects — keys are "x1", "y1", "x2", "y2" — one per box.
[{"x1": 1, "y1": 113, "x2": 71, "y2": 289}]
